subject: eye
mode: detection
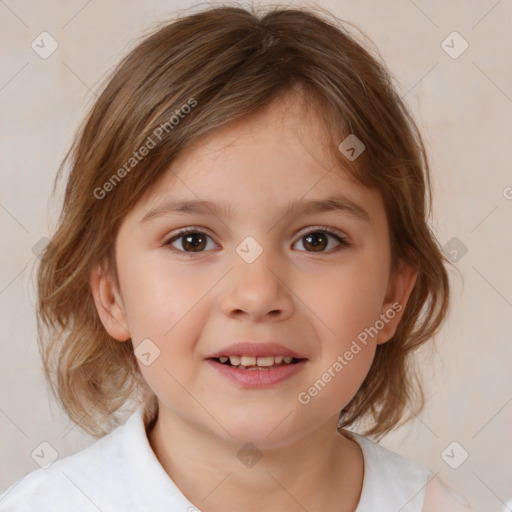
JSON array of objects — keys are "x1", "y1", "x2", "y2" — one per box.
[
  {"x1": 163, "y1": 226, "x2": 351, "y2": 255},
  {"x1": 164, "y1": 228, "x2": 218, "y2": 254},
  {"x1": 293, "y1": 227, "x2": 350, "y2": 253}
]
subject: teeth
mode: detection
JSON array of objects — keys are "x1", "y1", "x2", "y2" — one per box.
[
  {"x1": 229, "y1": 355, "x2": 241, "y2": 366},
  {"x1": 256, "y1": 356, "x2": 274, "y2": 367},
  {"x1": 222, "y1": 355, "x2": 297, "y2": 368},
  {"x1": 240, "y1": 356, "x2": 256, "y2": 366}
]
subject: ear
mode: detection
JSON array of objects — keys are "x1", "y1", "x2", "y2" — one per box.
[
  {"x1": 376, "y1": 260, "x2": 418, "y2": 345},
  {"x1": 90, "y1": 261, "x2": 131, "y2": 342}
]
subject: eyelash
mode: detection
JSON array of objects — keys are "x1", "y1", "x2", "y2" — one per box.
[{"x1": 162, "y1": 226, "x2": 351, "y2": 255}]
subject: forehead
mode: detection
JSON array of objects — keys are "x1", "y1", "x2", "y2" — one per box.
[
  {"x1": 166, "y1": 94, "x2": 330, "y2": 172},
  {"x1": 126, "y1": 93, "x2": 385, "y2": 226}
]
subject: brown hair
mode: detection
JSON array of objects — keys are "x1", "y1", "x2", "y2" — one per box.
[{"x1": 36, "y1": 3, "x2": 450, "y2": 439}]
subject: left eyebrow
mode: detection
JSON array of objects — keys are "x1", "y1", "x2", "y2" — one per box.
[{"x1": 140, "y1": 195, "x2": 371, "y2": 224}]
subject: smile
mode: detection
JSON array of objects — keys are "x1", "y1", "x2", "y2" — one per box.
[
  {"x1": 206, "y1": 356, "x2": 308, "y2": 387},
  {"x1": 213, "y1": 355, "x2": 301, "y2": 369}
]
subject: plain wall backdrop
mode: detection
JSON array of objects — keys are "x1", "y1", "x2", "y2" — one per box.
[{"x1": 1, "y1": 1, "x2": 511, "y2": 511}]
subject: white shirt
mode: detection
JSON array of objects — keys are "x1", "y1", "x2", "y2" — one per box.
[{"x1": 0, "y1": 405, "x2": 478, "y2": 511}]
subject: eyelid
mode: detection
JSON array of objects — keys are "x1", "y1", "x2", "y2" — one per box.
[
  {"x1": 162, "y1": 226, "x2": 218, "y2": 246},
  {"x1": 294, "y1": 225, "x2": 347, "y2": 240}
]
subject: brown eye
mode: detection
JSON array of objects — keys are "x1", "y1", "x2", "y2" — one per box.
[
  {"x1": 164, "y1": 227, "x2": 350, "y2": 256},
  {"x1": 303, "y1": 232, "x2": 329, "y2": 252},
  {"x1": 180, "y1": 232, "x2": 207, "y2": 252},
  {"x1": 293, "y1": 229, "x2": 349, "y2": 253},
  {"x1": 164, "y1": 229, "x2": 217, "y2": 253}
]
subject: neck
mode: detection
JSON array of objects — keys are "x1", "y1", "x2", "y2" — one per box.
[{"x1": 146, "y1": 405, "x2": 364, "y2": 512}]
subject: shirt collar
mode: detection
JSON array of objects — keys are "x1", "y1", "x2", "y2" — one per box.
[
  {"x1": 116, "y1": 403, "x2": 197, "y2": 510},
  {"x1": 122, "y1": 403, "x2": 373, "y2": 511}
]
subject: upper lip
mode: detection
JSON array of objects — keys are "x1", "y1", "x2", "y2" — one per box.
[{"x1": 206, "y1": 341, "x2": 307, "y2": 359}]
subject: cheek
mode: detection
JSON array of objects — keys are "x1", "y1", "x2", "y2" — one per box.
[
  {"x1": 119, "y1": 257, "x2": 208, "y2": 341},
  {"x1": 298, "y1": 255, "x2": 390, "y2": 347},
  {"x1": 294, "y1": 339, "x2": 375, "y2": 429},
  {"x1": 119, "y1": 259, "x2": 213, "y2": 372}
]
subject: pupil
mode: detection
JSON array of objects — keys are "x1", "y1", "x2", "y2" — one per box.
[
  {"x1": 183, "y1": 233, "x2": 206, "y2": 252},
  {"x1": 304, "y1": 233, "x2": 327, "y2": 252}
]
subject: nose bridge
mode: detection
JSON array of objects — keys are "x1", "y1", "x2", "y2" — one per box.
[{"x1": 221, "y1": 235, "x2": 293, "y2": 320}]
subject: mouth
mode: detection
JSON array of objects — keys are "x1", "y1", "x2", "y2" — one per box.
[
  {"x1": 209, "y1": 354, "x2": 306, "y2": 370},
  {"x1": 206, "y1": 353, "x2": 308, "y2": 388},
  {"x1": 205, "y1": 341, "x2": 308, "y2": 387}
]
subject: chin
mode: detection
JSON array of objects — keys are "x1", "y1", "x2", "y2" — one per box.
[{"x1": 208, "y1": 411, "x2": 308, "y2": 450}]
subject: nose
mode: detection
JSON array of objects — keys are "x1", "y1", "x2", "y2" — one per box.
[{"x1": 220, "y1": 252, "x2": 294, "y2": 322}]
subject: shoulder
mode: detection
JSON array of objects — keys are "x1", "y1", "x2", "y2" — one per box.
[
  {"x1": 0, "y1": 410, "x2": 137, "y2": 512},
  {"x1": 350, "y1": 431, "x2": 432, "y2": 485},
  {"x1": 422, "y1": 475, "x2": 482, "y2": 512},
  {"x1": 1, "y1": 403, "x2": 209, "y2": 512},
  {"x1": 346, "y1": 431, "x2": 430, "y2": 512},
  {"x1": 345, "y1": 431, "x2": 479, "y2": 512}
]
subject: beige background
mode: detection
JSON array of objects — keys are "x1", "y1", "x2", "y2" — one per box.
[{"x1": 1, "y1": 1, "x2": 511, "y2": 510}]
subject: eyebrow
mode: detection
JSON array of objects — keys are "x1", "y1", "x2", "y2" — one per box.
[{"x1": 140, "y1": 195, "x2": 371, "y2": 224}]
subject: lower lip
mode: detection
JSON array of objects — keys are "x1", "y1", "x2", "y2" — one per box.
[{"x1": 206, "y1": 359, "x2": 307, "y2": 387}]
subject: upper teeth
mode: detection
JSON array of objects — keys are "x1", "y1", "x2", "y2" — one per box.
[{"x1": 218, "y1": 355, "x2": 294, "y2": 366}]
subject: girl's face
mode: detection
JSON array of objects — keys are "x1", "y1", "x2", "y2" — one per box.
[{"x1": 93, "y1": 94, "x2": 416, "y2": 448}]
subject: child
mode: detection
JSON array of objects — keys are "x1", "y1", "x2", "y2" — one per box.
[{"x1": 0, "y1": 4, "x2": 480, "y2": 511}]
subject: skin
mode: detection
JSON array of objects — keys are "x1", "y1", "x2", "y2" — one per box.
[{"x1": 91, "y1": 91, "x2": 418, "y2": 512}]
